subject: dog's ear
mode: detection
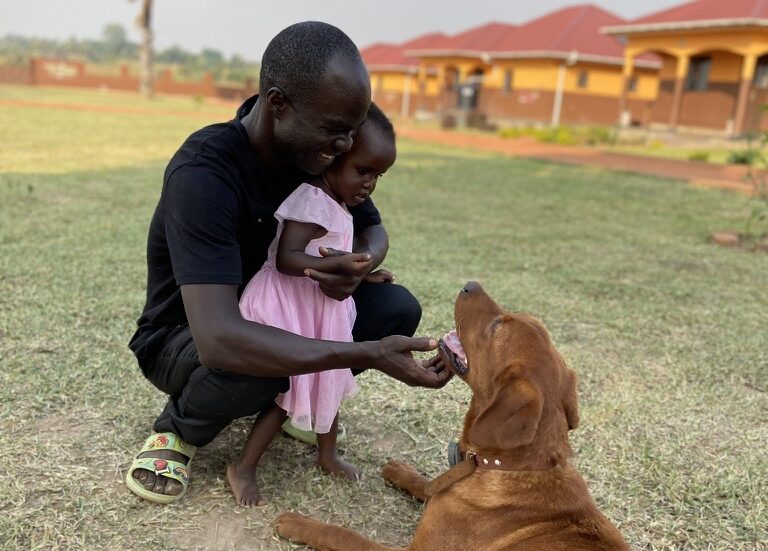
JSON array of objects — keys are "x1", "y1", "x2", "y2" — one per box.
[
  {"x1": 562, "y1": 368, "x2": 579, "y2": 431},
  {"x1": 468, "y1": 371, "x2": 543, "y2": 450}
]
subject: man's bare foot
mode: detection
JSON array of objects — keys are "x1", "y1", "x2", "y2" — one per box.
[
  {"x1": 317, "y1": 453, "x2": 360, "y2": 481},
  {"x1": 226, "y1": 463, "x2": 266, "y2": 507},
  {"x1": 132, "y1": 449, "x2": 189, "y2": 497}
]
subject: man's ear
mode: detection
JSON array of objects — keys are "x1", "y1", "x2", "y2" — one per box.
[
  {"x1": 562, "y1": 368, "x2": 579, "y2": 431},
  {"x1": 468, "y1": 373, "x2": 543, "y2": 450},
  {"x1": 265, "y1": 86, "x2": 288, "y2": 118}
]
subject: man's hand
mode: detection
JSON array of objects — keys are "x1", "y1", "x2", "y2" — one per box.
[
  {"x1": 373, "y1": 336, "x2": 454, "y2": 388},
  {"x1": 305, "y1": 247, "x2": 369, "y2": 301},
  {"x1": 364, "y1": 268, "x2": 395, "y2": 284}
]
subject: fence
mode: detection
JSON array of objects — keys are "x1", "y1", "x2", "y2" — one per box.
[{"x1": 0, "y1": 57, "x2": 255, "y2": 100}]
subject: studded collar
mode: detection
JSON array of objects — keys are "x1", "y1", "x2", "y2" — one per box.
[{"x1": 425, "y1": 446, "x2": 554, "y2": 497}]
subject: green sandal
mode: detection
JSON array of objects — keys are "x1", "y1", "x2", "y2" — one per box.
[
  {"x1": 281, "y1": 420, "x2": 346, "y2": 446},
  {"x1": 125, "y1": 432, "x2": 196, "y2": 504}
]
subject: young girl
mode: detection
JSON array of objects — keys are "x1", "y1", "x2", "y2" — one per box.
[{"x1": 226, "y1": 103, "x2": 397, "y2": 506}]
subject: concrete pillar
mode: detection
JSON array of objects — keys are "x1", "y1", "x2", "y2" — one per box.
[
  {"x1": 551, "y1": 62, "x2": 568, "y2": 127},
  {"x1": 618, "y1": 55, "x2": 635, "y2": 127},
  {"x1": 401, "y1": 73, "x2": 412, "y2": 118},
  {"x1": 417, "y1": 63, "x2": 428, "y2": 112},
  {"x1": 733, "y1": 53, "x2": 757, "y2": 137},
  {"x1": 669, "y1": 55, "x2": 690, "y2": 129}
]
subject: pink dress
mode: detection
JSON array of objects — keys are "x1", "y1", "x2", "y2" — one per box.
[{"x1": 238, "y1": 183, "x2": 358, "y2": 434}]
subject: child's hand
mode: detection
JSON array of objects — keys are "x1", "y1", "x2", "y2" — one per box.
[
  {"x1": 364, "y1": 269, "x2": 395, "y2": 284},
  {"x1": 338, "y1": 252, "x2": 372, "y2": 277}
]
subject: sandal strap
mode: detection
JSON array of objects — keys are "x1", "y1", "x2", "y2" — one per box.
[
  {"x1": 138, "y1": 432, "x2": 196, "y2": 460},
  {"x1": 128, "y1": 456, "x2": 190, "y2": 486}
]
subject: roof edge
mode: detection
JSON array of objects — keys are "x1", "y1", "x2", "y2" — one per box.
[
  {"x1": 488, "y1": 50, "x2": 660, "y2": 68},
  {"x1": 602, "y1": 18, "x2": 768, "y2": 35},
  {"x1": 406, "y1": 48, "x2": 659, "y2": 69},
  {"x1": 366, "y1": 63, "x2": 438, "y2": 75}
]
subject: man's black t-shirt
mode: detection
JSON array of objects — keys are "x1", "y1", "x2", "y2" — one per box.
[{"x1": 129, "y1": 95, "x2": 382, "y2": 363}]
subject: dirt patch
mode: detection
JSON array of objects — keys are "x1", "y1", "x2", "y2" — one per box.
[
  {"x1": 397, "y1": 126, "x2": 756, "y2": 195},
  {"x1": 711, "y1": 231, "x2": 768, "y2": 252},
  {"x1": 169, "y1": 505, "x2": 275, "y2": 551}
]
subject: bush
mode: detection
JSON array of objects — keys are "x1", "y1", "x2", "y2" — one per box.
[
  {"x1": 727, "y1": 149, "x2": 758, "y2": 165},
  {"x1": 537, "y1": 127, "x2": 571, "y2": 144},
  {"x1": 688, "y1": 151, "x2": 710, "y2": 162},
  {"x1": 584, "y1": 126, "x2": 616, "y2": 145},
  {"x1": 497, "y1": 125, "x2": 615, "y2": 146}
]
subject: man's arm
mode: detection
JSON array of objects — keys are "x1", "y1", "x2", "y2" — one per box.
[
  {"x1": 180, "y1": 283, "x2": 452, "y2": 387},
  {"x1": 353, "y1": 223, "x2": 388, "y2": 268},
  {"x1": 306, "y1": 223, "x2": 389, "y2": 300}
]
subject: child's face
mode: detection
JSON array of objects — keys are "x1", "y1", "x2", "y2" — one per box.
[{"x1": 324, "y1": 124, "x2": 396, "y2": 207}]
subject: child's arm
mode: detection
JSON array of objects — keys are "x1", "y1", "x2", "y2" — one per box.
[{"x1": 275, "y1": 220, "x2": 372, "y2": 278}]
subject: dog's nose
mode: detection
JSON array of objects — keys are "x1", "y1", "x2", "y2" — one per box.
[{"x1": 462, "y1": 281, "x2": 481, "y2": 294}]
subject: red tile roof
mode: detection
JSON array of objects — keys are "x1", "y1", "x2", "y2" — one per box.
[
  {"x1": 403, "y1": 4, "x2": 658, "y2": 67},
  {"x1": 489, "y1": 4, "x2": 627, "y2": 59},
  {"x1": 401, "y1": 32, "x2": 448, "y2": 49},
  {"x1": 633, "y1": 0, "x2": 768, "y2": 24},
  {"x1": 360, "y1": 33, "x2": 447, "y2": 72},
  {"x1": 432, "y1": 22, "x2": 518, "y2": 52},
  {"x1": 603, "y1": 0, "x2": 768, "y2": 34}
]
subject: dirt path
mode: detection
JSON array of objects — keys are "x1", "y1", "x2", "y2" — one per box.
[{"x1": 397, "y1": 126, "x2": 757, "y2": 195}]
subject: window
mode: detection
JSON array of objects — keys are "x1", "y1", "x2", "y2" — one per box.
[
  {"x1": 754, "y1": 56, "x2": 768, "y2": 89},
  {"x1": 685, "y1": 56, "x2": 711, "y2": 91},
  {"x1": 627, "y1": 76, "x2": 638, "y2": 93},
  {"x1": 577, "y1": 71, "x2": 589, "y2": 89},
  {"x1": 503, "y1": 69, "x2": 513, "y2": 94}
]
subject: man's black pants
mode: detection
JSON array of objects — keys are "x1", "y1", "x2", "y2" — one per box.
[{"x1": 142, "y1": 282, "x2": 421, "y2": 446}]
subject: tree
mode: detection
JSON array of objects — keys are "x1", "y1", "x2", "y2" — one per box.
[
  {"x1": 131, "y1": 0, "x2": 154, "y2": 97},
  {"x1": 102, "y1": 23, "x2": 129, "y2": 58}
]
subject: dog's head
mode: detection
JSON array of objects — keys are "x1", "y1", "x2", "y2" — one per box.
[{"x1": 439, "y1": 282, "x2": 579, "y2": 466}]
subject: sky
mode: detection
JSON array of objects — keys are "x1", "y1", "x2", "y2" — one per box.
[{"x1": 1, "y1": 0, "x2": 686, "y2": 62}]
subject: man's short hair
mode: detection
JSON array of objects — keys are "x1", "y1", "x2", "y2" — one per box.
[{"x1": 260, "y1": 21, "x2": 364, "y2": 106}]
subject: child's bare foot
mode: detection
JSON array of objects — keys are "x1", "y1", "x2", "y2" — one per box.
[
  {"x1": 226, "y1": 463, "x2": 266, "y2": 507},
  {"x1": 317, "y1": 454, "x2": 360, "y2": 481}
]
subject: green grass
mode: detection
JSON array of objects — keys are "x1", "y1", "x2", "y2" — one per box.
[
  {"x1": 1, "y1": 85, "x2": 766, "y2": 550},
  {"x1": 601, "y1": 143, "x2": 738, "y2": 165}
]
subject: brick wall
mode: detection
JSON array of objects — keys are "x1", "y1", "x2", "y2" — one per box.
[{"x1": 0, "y1": 58, "x2": 254, "y2": 101}]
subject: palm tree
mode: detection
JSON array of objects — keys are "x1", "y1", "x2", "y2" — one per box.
[{"x1": 131, "y1": 0, "x2": 153, "y2": 97}]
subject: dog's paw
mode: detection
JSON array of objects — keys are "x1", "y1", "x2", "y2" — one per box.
[
  {"x1": 275, "y1": 512, "x2": 311, "y2": 541},
  {"x1": 382, "y1": 458, "x2": 420, "y2": 484},
  {"x1": 382, "y1": 458, "x2": 417, "y2": 476}
]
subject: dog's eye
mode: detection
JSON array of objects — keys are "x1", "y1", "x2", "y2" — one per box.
[{"x1": 490, "y1": 318, "x2": 502, "y2": 334}]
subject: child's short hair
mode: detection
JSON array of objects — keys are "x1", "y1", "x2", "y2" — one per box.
[{"x1": 365, "y1": 102, "x2": 395, "y2": 143}]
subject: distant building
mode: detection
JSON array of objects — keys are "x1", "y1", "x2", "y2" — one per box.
[
  {"x1": 360, "y1": 33, "x2": 444, "y2": 118},
  {"x1": 365, "y1": 5, "x2": 660, "y2": 128},
  {"x1": 604, "y1": 0, "x2": 768, "y2": 136}
]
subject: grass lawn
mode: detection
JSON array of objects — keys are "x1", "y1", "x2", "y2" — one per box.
[
  {"x1": 601, "y1": 144, "x2": 739, "y2": 165},
  {"x1": 1, "y1": 85, "x2": 766, "y2": 550}
]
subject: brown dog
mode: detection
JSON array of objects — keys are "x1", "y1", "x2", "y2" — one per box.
[{"x1": 276, "y1": 281, "x2": 629, "y2": 550}]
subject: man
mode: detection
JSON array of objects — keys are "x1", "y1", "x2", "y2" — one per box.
[{"x1": 125, "y1": 21, "x2": 451, "y2": 503}]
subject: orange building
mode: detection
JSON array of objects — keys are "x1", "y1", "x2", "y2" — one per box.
[
  {"x1": 360, "y1": 33, "x2": 444, "y2": 118},
  {"x1": 405, "y1": 5, "x2": 660, "y2": 127},
  {"x1": 604, "y1": 0, "x2": 768, "y2": 135}
]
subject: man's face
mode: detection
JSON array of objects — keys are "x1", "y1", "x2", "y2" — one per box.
[{"x1": 273, "y1": 56, "x2": 371, "y2": 175}]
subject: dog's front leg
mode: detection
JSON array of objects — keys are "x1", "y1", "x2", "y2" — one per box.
[
  {"x1": 381, "y1": 459, "x2": 430, "y2": 502},
  {"x1": 275, "y1": 512, "x2": 403, "y2": 551}
]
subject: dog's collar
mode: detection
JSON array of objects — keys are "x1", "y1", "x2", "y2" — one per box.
[{"x1": 426, "y1": 447, "x2": 528, "y2": 497}]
